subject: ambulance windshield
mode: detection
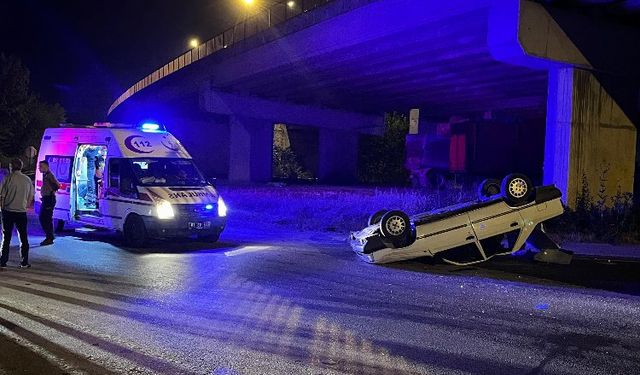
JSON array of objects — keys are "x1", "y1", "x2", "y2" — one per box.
[{"x1": 130, "y1": 158, "x2": 207, "y2": 186}]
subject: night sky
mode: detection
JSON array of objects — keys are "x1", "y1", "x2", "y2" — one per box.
[{"x1": 0, "y1": 0, "x2": 263, "y2": 123}]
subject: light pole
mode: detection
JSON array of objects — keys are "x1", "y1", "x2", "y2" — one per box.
[{"x1": 189, "y1": 38, "x2": 199, "y2": 49}]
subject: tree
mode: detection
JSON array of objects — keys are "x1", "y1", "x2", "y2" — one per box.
[
  {"x1": 358, "y1": 112, "x2": 410, "y2": 185},
  {"x1": 272, "y1": 145, "x2": 313, "y2": 180},
  {"x1": 0, "y1": 54, "x2": 65, "y2": 157}
]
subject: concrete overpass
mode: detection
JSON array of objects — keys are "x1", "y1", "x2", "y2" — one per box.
[{"x1": 108, "y1": 0, "x2": 638, "y2": 208}]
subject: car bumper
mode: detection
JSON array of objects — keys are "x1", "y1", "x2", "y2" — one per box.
[
  {"x1": 142, "y1": 215, "x2": 226, "y2": 238},
  {"x1": 350, "y1": 232, "x2": 388, "y2": 254}
]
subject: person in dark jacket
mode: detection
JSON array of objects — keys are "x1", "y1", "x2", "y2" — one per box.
[{"x1": 38, "y1": 160, "x2": 60, "y2": 246}]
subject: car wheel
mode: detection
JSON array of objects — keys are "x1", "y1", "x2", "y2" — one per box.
[
  {"x1": 501, "y1": 173, "x2": 534, "y2": 206},
  {"x1": 368, "y1": 209, "x2": 388, "y2": 226},
  {"x1": 477, "y1": 178, "x2": 501, "y2": 200},
  {"x1": 124, "y1": 214, "x2": 148, "y2": 247},
  {"x1": 198, "y1": 232, "x2": 220, "y2": 243},
  {"x1": 55, "y1": 219, "x2": 65, "y2": 233},
  {"x1": 379, "y1": 210, "x2": 411, "y2": 247}
]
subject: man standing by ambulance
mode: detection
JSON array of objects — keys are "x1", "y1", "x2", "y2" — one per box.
[
  {"x1": 38, "y1": 160, "x2": 60, "y2": 246},
  {"x1": 0, "y1": 159, "x2": 34, "y2": 268}
]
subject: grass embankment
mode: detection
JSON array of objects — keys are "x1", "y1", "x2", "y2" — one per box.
[
  {"x1": 219, "y1": 183, "x2": 476, "y2": 233},
  {"x1": 219, "y1": 183, "x2": 640, "y2": 244}
]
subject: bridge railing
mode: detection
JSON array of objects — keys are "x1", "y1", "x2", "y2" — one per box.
[{"x1": 109, "y1": 0, "x2": 334, "y2": 114}]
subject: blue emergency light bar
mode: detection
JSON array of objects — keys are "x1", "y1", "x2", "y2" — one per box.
[
  {"x1": 58, "y1": 122, "x2": 167, "y2": 131},
  {"x1": 140, "y1": 122, "x2": 166, "y2": 132}
]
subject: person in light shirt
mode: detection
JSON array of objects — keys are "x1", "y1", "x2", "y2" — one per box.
[{"x1": 0, "y1": 159, "x2": 35, "y2": 268}]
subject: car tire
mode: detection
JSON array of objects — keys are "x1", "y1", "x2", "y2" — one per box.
[
  {"x1": 368, "y1": 209, "x2": 388, "y2": 226},
  {"x1": 477, "y1": 178, "x2": 501, "y2": 200},
  {"x1": 55, "y1": 219, "x2": 65, "y2": 233},
  {"x1": 501, "y1": 173, "x2": 534, "y2": 206},
  {"x1": 198, "y1": 232, "x2": 220, "y2": 243},
  {"x1": 379, "y1": 210, "x2": 411, "y2": 247},
  {"x1": 124, "y1": 214, "x2": 148, "y2": 248}
]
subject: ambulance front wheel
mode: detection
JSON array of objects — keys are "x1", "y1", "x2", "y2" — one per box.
[{"x1": 124, "y1": 214, "x2": 148, "y2": 248}]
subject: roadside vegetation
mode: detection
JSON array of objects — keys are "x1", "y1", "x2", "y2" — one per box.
[
  {"x1": 545, "y1": 168, "x2": 640, "y2": 244},
  {"x1": 0, "y1": 54, "x2": 66, "y2": 170},
  {"x1": 358, "y1": 112, "x2": 410, "y2": 185},
  {"x1": 272, "y1": 144, "x2": 313, "y2": 180},
  {"x1": 220, "y1": 181, "x2": 476, "y2": 233},
  {"x1": 221, "y1": 174, "x2": 640, "y2": 244}
]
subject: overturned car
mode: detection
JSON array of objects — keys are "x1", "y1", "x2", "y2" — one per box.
[{"x1": 350, "y1": 174, "x2": 571, "y2": 265}]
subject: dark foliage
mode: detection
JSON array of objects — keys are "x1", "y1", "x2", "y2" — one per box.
[
  {"x1": 358, "y1": 112, "x2": 410, "y2": 185},
  {"x1": 0, "y1": 54, "x2": 65, "y2": 158},
  {"x1": 547, "y1": 168, "x2": 640, "y2": 243},
  {"x1": 272, "y1": 145, "x2": 313, "y2": 180}
]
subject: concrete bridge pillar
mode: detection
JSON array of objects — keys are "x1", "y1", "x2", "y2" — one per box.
[
  {"x1": 543, "y1": 67, "x2": 636, "y2": 208},
  {"x1": 318, "y1": 128, "x2": 358, "y2": 183},
  {"x1": 229, "y1": 116, "x2": 273, "y2": 182}
]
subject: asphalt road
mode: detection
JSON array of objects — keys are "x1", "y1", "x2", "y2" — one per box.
[{"x1": 0, "y1": 219, "x2": 639, "y2": 375}]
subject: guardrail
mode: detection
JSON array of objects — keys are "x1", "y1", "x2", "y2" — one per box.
[{"x1": 108, "y1": 0, "x2": 336, "y2": 115}]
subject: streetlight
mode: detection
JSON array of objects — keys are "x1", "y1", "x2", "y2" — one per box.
[
  {"x1": 239, "y1": 0, "x2": 256, "y2": 41},
  {"x1": 189, "y1": 38, "x2": 199, "y2": 49},
  {"x1": 287, "y1": 1, "x2": 295, "y2": 8}
]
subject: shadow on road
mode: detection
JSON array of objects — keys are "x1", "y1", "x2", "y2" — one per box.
[
  {"x1": 480, "y1": 254, "x2": 640, "y2": 296},
  {"x1": 386, "y1": 251, "x2": 640, "y2": 296},
  {"x1": 0, "y1": 314, "x2": 118, "y2": 375},
  {"x1": 0, "y1": 327, "x2": 69, "y2": 375},
  {"x1": 55, "y1": 228, "x2": 239, "y2": 254},
  {"x1": 0, "y1": 301, "x2": 200, "y2": 375}
]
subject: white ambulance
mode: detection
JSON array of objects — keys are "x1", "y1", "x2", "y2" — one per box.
[{"x1": 35, "y1": 122, "x2": 227, "y2": 247}]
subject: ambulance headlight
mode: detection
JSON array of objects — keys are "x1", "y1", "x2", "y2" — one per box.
[
  {"x1": 156, "y1": 200, "x2": 175, "y2": 220},
  {"x1": 217, "y1": 197, "x2": 227, "y2": 217}
]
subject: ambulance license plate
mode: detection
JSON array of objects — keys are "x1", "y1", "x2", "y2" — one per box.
[{"x1": 189, "y1": 221, "x2": 211, "y2": 230}]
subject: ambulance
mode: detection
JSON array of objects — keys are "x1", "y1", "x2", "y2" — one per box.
[{"x1": 35, "y1": 122, "x2": 227, "y2": 247}]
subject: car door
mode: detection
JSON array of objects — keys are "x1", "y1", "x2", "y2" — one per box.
[
  {"x1": 467, "y1": 201, "x2": 524, "y2": 257},
  {"x1": 101, "y1": 158, "x2": 137, "y2": 231},
  {"x1": 42, "y1": 155, "x2": 73, "y2": 222},
  {"x1": 416, "y1": 212, "x2": 475, "y2": 255},
  {"x1": 468, "y1": 201, "x2": 524, "y2": 241}
]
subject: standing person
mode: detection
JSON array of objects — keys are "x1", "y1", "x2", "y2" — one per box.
[
  {"x1": 94, "y1": 158, "x2": 104, "y2": 209},
  {"x1": 38, "y1": 160, "x2": 60, "y2": 245},
  {"x1": 0, "y1": 159, "x2": 34, "y2": 268},
  {"x1": 0, "y1": 163, "x2": 8, "y2": 227}
]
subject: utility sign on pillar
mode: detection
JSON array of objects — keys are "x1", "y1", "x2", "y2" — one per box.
[{"x1": 409, "y1": 109, "x2": 420, "y2": 135}]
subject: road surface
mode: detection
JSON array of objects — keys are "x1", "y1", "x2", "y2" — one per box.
[{"x1": 0, "y1": 219, "x2": 639, "y2": 374}]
